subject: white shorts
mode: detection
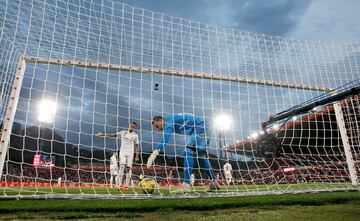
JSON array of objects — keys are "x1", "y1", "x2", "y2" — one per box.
[
  {"x1": 119, "y1": 152, "x2": 134, "y2": 168},
  {"x1": 225, "y1": 173, "x2": 232, "y2": 179},
  {"x1": 110, "y1": 165, "x2": 118, "y2": 176}
]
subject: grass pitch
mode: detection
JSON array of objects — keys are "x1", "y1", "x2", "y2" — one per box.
[
  {"x1": 1, "y1": 183, "x2": 359, "y2": 220},
  {"x1": 0, "y1": 191, "x2": 359, "y2": 220},
  {"x1": 0, "y1": 182, "x2": 356, "y2": 196}
]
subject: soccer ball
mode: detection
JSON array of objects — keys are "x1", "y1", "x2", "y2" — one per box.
[{"x1": 139, "y1": 178, "x2": 157, "y2": 194}]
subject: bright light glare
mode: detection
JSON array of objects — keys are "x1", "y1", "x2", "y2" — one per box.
[
  {"x1": 272, "y1": 124, "x2": 280, "y2": 130},
  {"x1": 312, "y1": 106, "x2": 321, "y2": 112},
  {"x1": 214, "y1": 114, "x2": 232, "y2": 131},
  {"x1": 250, "y1": 132, "x2": 258, "y2": 139},
  {"x1": 38, "y1": 100, "x2": 57, "y2": 123}
]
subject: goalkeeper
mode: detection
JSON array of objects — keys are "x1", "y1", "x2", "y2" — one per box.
[{"x1": 147, "y1": 114, "x2": 220, "y2": 193}]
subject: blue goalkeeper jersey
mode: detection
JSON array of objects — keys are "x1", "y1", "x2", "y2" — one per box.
[{"x1": 155, "y1": 114, "x2": 209, "y2": 151}]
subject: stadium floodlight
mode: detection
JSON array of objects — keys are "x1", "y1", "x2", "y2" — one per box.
[
  {"x1": 272, "y1": 124, "x2": 280, "y2": 130},
  {"x1": 38, "y1": 99, "x2": 57, "y2": 123},
  {"x1": 312, "y1": 106, "x2": 321, "y2": 112},
  {"x1": 250, "y1": 132, "x2": 258, "y2": 139},
  {"x1": 214, "y1": 114, "x2": 232, "y2": 131}
]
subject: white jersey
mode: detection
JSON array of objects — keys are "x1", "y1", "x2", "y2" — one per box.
[
  {"x1": 117, "y1": 130, "x2": 139, "y2": 167},
  {"x1": 223, "y1": 163, "x2": 232, "y2": 174},
  {"x1": 116, "y1": 130, "x2": 139, "y2": 154},
  {"x1": 110, "y1": 155, "x2": 118, "y2": 175}
]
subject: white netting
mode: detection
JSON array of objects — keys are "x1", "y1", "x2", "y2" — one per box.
[{"x1": 0, "y1": 0, "x2": 359, "y2": 198}]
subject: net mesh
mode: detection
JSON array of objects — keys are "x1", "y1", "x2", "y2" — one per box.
[{"x1": 0, "y1": 0, "x2": 359, "y2": 198}]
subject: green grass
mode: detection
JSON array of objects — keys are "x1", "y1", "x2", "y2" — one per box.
[
  {"x1": 0, "y1": 182, "x2": 357, "y2": 196},
  {"x1": 1, "y1": 183, "x2": 359, "y2": 220},
  {"x1": 0, "y1": 191, "x2": 359, "y2": 220},
  {"x1": 1, "y1": 205, "x2": 360, "y2": 221}
]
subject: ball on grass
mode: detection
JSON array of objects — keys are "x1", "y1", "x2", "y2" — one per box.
[{"x1": 139, "y1": 178, "x2": 157, "y2": 194}]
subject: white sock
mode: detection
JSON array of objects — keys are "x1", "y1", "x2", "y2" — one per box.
[
  {"x1": 125, "y1": 169, "x2": 132, "y2": 186},
  {"x1": 115, "y1": 175, "x2": 119, "y2": 186},
  {"x1": 110, "y1": 176, "x2": 114, "y2": 187}
]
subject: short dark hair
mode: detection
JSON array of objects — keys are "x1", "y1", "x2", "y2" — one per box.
[
  {"x1": 131, "y1": 122, "x2": 137, "y2": 127},
  {"x1": 152, "y1": 116, "x2": 163, "y2": 125}
]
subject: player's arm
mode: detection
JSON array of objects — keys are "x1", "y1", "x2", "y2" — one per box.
[
  {"x1": 135, "y1": 143, "x2": 140, "y2": 162},
  {"x1": 134, "y1": 134, "x2": 140, "y2": 162},
  {"x1": 95, "y1": 132, "x2": 119, "y2": 137},
  {"x1": 155, "y1": 124, "x2": 174, "y2": 152},
  {"x1": 147, "y1": 124, "x2": 174, "y2": 168}
]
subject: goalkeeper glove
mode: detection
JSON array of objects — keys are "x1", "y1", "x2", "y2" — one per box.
[{"x1": 147, "y1": 149, "x2": 159, "y2": 168}]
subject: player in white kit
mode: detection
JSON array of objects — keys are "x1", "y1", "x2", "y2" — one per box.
[
  {"x1": 109, "y1": 151, "x2": 119, "y2": 188},
  {"x1": 223, "y1": 160, "x2": 233, "y2": 185},
  {"x1": 97, "y1": 122, "x2": 140, "y2": 190},
  {"x1": 190, "y1": 174, "x2": 195, "y2": 186},
  {"x1": 57, "y1": 176, "x2": 62, "y2": 187}
]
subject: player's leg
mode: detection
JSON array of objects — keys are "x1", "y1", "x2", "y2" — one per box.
[
  {"x1": 125, "y1": 169, "x2": 132, "y2": 187},
  {"x1": 115, "y1": 171, "x2": 119, "y2": 186},
  {"x1": 197, "y1": 151, "x2": 213, "y2": 174},
  {"x1": 225, "y1": 174, "x2": 230, "y2": 185},
  {"x1": 194, "y1": 126, "x2": 220, "y2": 191},
  {"x1": 110, "y1": 175, "x2": 114, "y2": 188},
  {"x1": 125, "y1": 155, "x2": 134, "y2": 186},
  {"x1": 197, "y1": 150, "x2": 216, "y2": 182},
  {"x1": 183, "y1": 148, "x2": 195, "y2": 185},
  {"x1": 118, "y1": 165, "x2": 125, "y2": 186},
  {"x1": 118, "y1": 154, "x2": 126, "y2": 187},
  {"x1": 192, "y1": 127, "x2": 215, "y2": 180},
  {"x1": 170, "y1": 148, "x2": 194, "y2": 193},
  {"x1": 110, "y1": 165, "x2": 116, "y2": 188}
]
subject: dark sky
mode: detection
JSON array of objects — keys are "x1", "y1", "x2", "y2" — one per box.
[{"x1": 121, "y1": 0, "x2": 360, "y2": 41}]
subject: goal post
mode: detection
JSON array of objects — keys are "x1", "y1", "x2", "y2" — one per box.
[
  {"x1": 0, "y1": 59, "x2": 26, "y2": 180},
  {"x1": 0, "y1": 35, "x2": 25, "y2": 181},
  {"x1": 334, "y1": 102, "x2": 358, "y2": 185}
]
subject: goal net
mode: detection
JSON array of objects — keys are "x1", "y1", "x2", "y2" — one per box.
[{"x1": 0, "y1": 0, "x2": 359, "y2": 199}]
